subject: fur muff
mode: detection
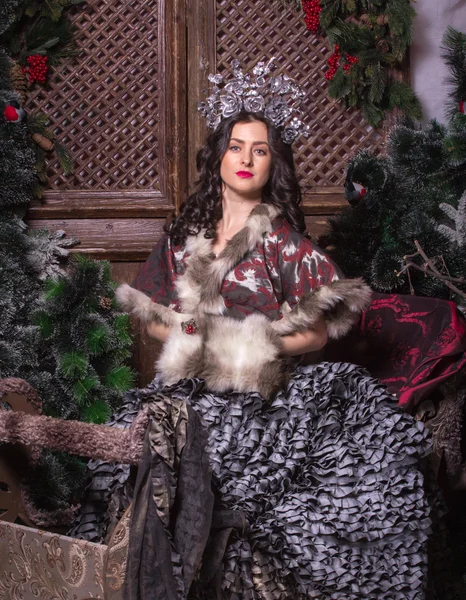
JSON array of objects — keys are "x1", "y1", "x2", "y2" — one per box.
[
  {"x1": 199, "y1": 313, "x2": 287, "y2": 398},
  {"x1": 116, "y1": 204, "x2": 372, "y2": 399}
]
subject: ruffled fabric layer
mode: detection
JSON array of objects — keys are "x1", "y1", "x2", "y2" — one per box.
[
  {"x1": 71, "y1": 362, "x2": 433, "y2": 599},
  {"x1": 168, "y1": 362, "x2": 432, "y2": 599}
]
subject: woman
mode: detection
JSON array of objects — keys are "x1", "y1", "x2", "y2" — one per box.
[{"x1": 73, "y1": 111, "x2": 432, "y2": 599}]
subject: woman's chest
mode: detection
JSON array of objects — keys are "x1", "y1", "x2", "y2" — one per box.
[{"x1": 174, "y1": 247, "x2": 283, "y2": 319}]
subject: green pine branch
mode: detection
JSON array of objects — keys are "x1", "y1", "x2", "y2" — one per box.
[
  {"x1": 0, "y1": 0, "x2": 83, "y2": 63},
  {"x1": 72, "y1": 375, "x2": 99, "y2": 404},
  {"x1": 104, "y1": 366, "x2": 135, "y2": 392},
  {"x1": 369, "y1": 63, "x2": 387, "y2": 103},
  {"x1": 445, "y1": 129, "x2": 466, "y2": 166},
  {"x1": 386, "y1": 0, "x2": 415, "y2": 58},
  {"x1": 24, "y1": 16, "x2": 73, "y2": 54},
  {"x1": 81, "y1": 399, "x2": 111, "y2": 424},
  {"x1": 320, "y1": 0, "x2": 343, "y2": 29},
  {"x1": 54, "y1": 141, "x2": 74, "y2": 176},
  {"x1": 114, "y1": 314, "x2": 132, "y2": 345},
  {"x1": 86, "y1": 324, "x2": 110, "y2": 355},
  {"x1": 41, "y1": 0, "x2": 72, "y2": 22},
  {"x1": 362, "y1": 101, "x2": 385, "y2": 128},
  {"x1": 34, "y1": 310, "x2": 53, "y2": 338},
  {"x1": 387, "y1": 80, "x2": 423, "y2": 120},
  {"x1": 441, "y1": 27, "x2": 466, "y2": 118},
  {"x1": 44, "y1": 277, "x2": 67, "y2": 300},
  {"x1": 318, "y1": 0, "x2": 421, "y2": 126},
  {"x1": 59, "y1": 350, "x2": 88, "y2": 378},
  {"x1": 326, "y1": 18, "x2": 374, "y2": 52}
]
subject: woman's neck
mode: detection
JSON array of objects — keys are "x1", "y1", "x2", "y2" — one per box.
[
  {"x1": 219, "y1": 190, "x2": 261, "y2": 232},
  {"x1": 212, "y1": 191, "x2": 261, "y2": 256}
]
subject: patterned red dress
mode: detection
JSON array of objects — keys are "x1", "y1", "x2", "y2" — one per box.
[{"x1": 133, "y1": 217, "x2": 343, "y2": 321}]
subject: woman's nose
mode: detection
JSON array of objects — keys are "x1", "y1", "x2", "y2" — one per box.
[{"x1": 241, "y1": 152, "x2": 253, "y2": 166}]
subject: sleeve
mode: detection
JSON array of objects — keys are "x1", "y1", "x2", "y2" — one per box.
[
  {"x1": 269, "y1": 220, "x2": 371, "y2": 340},
  {"x1": 276, "y1": 223, "x2": 342, "y2": 308},
  {"x1": 131, "y1": 234, "x2": 177, "y2": 307}
]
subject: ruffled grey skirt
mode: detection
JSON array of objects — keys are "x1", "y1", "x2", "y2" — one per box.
[{"x1": 72, "y1": 362, "x2": 433, "y2": 599}]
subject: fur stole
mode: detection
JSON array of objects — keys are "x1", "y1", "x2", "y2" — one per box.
[{"x1": 117, "y1": 204, "x2": 371, "y2": 399}]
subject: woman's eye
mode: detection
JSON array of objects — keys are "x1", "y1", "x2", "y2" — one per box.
[
  {"x1": 229, "y1": 145, "x2": 240, "y2": 151},
  {"x1": 255, "y1": 148, "x2": 267, "y2": 156}
]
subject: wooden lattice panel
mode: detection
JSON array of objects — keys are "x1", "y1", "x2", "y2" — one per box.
[
  {"x1": 27, "y1": 0, "x2": 160, "y2": 192},
  {"x1": 216, "y1": 0, "x2": 384, "y2": 189}
]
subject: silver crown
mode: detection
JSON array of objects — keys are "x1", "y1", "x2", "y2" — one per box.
[{"x1": 197, "y1": 58, "x2": 310, "y2": 145}]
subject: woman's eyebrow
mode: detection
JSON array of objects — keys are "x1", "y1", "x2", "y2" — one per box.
[{"x1": 230, "y1": 138, "x2": 270, "y2": 146}]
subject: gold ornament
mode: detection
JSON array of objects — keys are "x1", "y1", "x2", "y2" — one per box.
[
  {"x1": 32, "y1": 133, "x2": 55, "y2": 152},
  {"x1": 377, "y1": 14, "x2": 389, "y2": 26}
]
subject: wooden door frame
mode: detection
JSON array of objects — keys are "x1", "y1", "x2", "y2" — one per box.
[
  {"x1": 26, "y1": 0, "x2": 411, "y2": 257},
  {"x1": 186, "y1": 0, "x2": 216, "y2": 191}
]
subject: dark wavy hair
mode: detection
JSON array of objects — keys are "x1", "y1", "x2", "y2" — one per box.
[{"x1": 165, "y1": 111, "x2": 305, "y2": 245}]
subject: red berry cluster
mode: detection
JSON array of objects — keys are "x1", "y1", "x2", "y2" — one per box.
[
  {"x1": 326, "y1": 48, "x2": 359, "y2": 81},
  {"x1": 325, "y1": 45, "x2": 341, "y2": 81},
  {"x1": 343, "y1": 54, "x2": 358, "y2": 74},
  {"x1": 22, "y1": 54, "x2": 48, "y2": 84},
  {"x1": 184, "y1": 323, "x2": 197, "y2": 335},
  {"x1": 303, "y1": 0, "x2": 321, "y2": 33}
]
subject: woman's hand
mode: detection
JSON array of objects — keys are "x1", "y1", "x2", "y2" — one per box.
[
  {"x1": 279, "y1": 319, "x2": 328, "y2": 357},
  {"x1": 146, "y1": 321, "x2": 171, "y2": 343}
]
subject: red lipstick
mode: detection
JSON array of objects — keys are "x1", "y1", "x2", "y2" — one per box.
[{"x1": 236, "y1": 171, "x2": 253, "y2": 178}]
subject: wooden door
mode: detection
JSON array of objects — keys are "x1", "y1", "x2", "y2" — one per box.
[
  {"x1": 27, "y1": 0, "x2": 187, "y2": 384},
  {"x1": 27, "y1": 0, "x2": 186, "y2": 257}
]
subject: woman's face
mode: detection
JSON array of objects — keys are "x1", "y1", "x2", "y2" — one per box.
[{"x1": 220, "y1": 120, "x2": 272, "y2": 199}]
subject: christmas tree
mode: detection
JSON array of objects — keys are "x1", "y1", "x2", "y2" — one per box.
[
  {"x1": 326, "y1": 27, "x2": 466, "y2": 309},
  {"x1": 35, "y1": 255, "x2": 134, "y2": 424},
  {"x1": 0, "y1": 49, "x2": 45, "y2": 385},
  {"x1": 25, "y1": 255, "x2": 134, "y2": 512},
  {"x1": 0, "y1": 3, "x2": 135, "y2": 514}
]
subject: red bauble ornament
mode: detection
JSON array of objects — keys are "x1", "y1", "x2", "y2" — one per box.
[
  {"x1": 460, "y1": 99, "x2": 465, "y2": 114},
  {"x1": 4, "y1": 105, "x2": 20, "y2": 121},
  {"x1": 23, "y1": 54, "x2": 48, "y2": 84},
  {"x1": 3, "y1": 101, "x2": 25, "y2": 123},
  {"x1": 303, "y1": 0, "x2": 322, "y2": 33}
]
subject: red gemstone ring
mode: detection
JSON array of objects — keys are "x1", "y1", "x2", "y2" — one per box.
[{"x1": 181, "y1": 319, "x2": 198, "y2": 335}]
